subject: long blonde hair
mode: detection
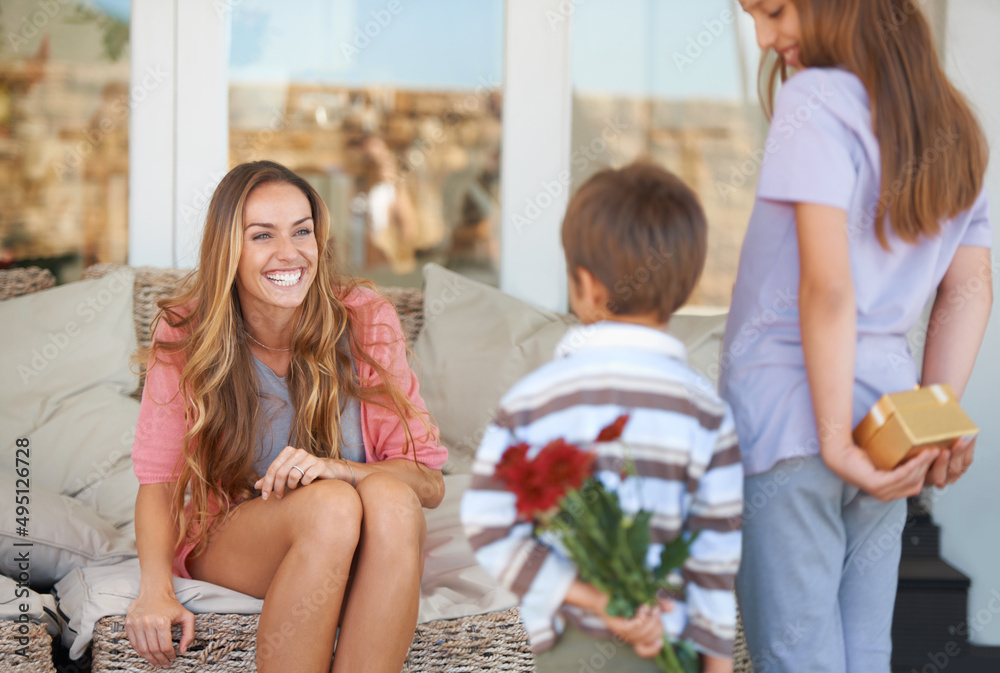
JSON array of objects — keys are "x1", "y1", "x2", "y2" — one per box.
[
  {"x1": 761, "y1": 0, "x2": 988, "y2": 248},
  {"x1": 141, "y1": 160, "x2": 433, "y2": 554}
]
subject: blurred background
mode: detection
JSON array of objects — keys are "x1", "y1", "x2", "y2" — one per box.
[{"x1": 0, "y1": 0, "x2": 799, "y2": 306}]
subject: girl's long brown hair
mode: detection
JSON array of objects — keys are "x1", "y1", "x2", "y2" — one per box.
[
  {"x1": 139, "y1": 160, "x2": 434, "y2": 555},
  {"x1": 762, "y1": 0, "x2": 988, "y2": 248}
]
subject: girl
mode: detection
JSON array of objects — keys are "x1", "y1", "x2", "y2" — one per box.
[
  {"x1": 722, "y1": 1, "x2": 991, "y2": 671},
  {"x1": 124, "y1": 161, "x2": 447, "y2": 672}
]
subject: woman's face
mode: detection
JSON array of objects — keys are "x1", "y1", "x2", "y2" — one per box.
[
  {"x1": 741, "y1": 0, "x2": 803, "y2": 69},
  {"x1": 235, "y1": 181, "x2": 318, "y2": 317}
]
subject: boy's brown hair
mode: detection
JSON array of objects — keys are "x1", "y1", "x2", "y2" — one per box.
[{"x1": 561, "y1": 162, "x2": 707, "y2": 322}]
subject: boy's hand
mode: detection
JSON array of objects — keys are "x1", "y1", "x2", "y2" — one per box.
[
  {"x1": 600, "y1": 604, "x2": 664, "y2": 658},
  {"x1": 564, "y1": 579, "x2": 676, "y2": 658}
]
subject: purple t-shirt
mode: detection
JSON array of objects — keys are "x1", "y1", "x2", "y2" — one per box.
[{"x1": 720, "y1": 67, "x2": 992, "y2": 477}]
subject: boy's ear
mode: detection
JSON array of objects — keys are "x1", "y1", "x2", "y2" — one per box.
[{"x1": 575, "y1": 267, "x2": 612, "y2": 320}]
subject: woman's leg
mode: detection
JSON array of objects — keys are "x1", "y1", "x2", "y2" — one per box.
[
  {"x1": 187, "y1": 479, "x2": 362, "y2": 673},
  {"x1": 332, "y1": 472, "x2": 427, "y2": 673},
  {"x1": 737, "y1": 456, "x2": 848, "y2": 673}
]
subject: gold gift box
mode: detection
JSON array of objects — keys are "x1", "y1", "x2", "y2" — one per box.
[{"x1": 853, "y1": 384, "x2": 979, "y2": 470}]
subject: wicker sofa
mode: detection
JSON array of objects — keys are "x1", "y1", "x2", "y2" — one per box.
[{"x1": 0, "y1": 264, "x2": 751, "y2": 673}]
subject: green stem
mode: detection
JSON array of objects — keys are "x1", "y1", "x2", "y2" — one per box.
[{"x1": 654, "y1": 637, "x2": 685, "y2": 673}]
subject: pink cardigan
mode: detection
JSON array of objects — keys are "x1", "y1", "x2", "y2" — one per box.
[{"x1": 132, "y1": 286, "x2": 446, "y2": 577}]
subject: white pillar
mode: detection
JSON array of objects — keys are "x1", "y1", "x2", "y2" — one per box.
[
  {"x1": 128, "y1": 0, "x2": 229, "y2": 269},
  {"x1": 499, "y1": 0, "x2": 574, "y2": 311},
  {"x1": 127, "y1": 0, "x2": 176, "y2": 267},
  {"x1": 173, "y1": 0, "x2": 230, "y2": 268}
]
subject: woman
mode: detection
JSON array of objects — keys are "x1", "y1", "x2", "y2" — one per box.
[{"x1": 124, "y1": 160, "x2": 447, "y2": 672}]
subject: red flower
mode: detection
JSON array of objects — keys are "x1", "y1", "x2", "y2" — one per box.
[
  {"x1": 496, "y1": 443, "x2": 530, "y2": 484},
  {"x1": 597, "y1": 414, "x2": 630, "y2": 442},
  {"x1": 533, "y1": 438, "x2": 595, "y2": 493},
  {"x1": 494, "y1": 439, "x2": 595, "y2": 521},
  {"x1": 512, "y1": 471, "x2": 565, "y2": 520}
]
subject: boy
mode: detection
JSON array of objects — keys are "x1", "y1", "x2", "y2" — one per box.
[{"x1": 461, "y1": 163, "x2": 742, "y2": 672}]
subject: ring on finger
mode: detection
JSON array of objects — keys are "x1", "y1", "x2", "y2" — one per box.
[{"x1": 291, "y1": 465, "x2": 306, "y2": 478}]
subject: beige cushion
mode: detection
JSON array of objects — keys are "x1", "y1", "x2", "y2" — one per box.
[
  {"x1": 0, "y1": 269, "x2": 140, "y2": 495},
  {"x1": 72, "y1": 458, "x2": 140, "y2": 535},
  {"x1": 668, "y1": 308, "x2": 729, "y2": 392},
  {"x1": 413, "y1": 264, "x2": 574, "y2": 474},
  {"x1": 0, "y1": 574, "x2": 62, "y2": 637},
  {"x1": 418, "y1": 474, "x2": 516, "y2": 620},
  {"x1": 0, "y1": 474, "x2": 137, "y2": 591}
]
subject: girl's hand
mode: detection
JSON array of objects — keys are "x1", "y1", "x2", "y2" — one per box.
[
  {"x1": 253, "y1": 446, "x2": 345, "y2": 500},
  {"x1": 125, "y1": 591, "x2": 195, "y2": 667},
  {"x1": 823, "y1": 443, "x2": 939, "y2": 501},
  {"x1": 947, "y1": 436, "x2": 976, "y2": 484},
  {"x1": 925, "y1": 437, "x2": 976, "y2": 488},
  {"x1": 600, "y1": 603, "x2": 667, "y2": 659}
]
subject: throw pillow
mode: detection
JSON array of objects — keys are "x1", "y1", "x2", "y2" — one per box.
[
  {"x1": 0, "y1": 574, "x2": 63, "y2": 637},
  {"x1": 413, "y1": 264, "x2": 574, "y2": 474},
  {"x1": 0, "y1": 269, "x2": 139, "y2": 495},
  {"x1": 667, "y1": 309, "x2": 729, "y2": 393},
  {"x1": 0, "y1": 474, "x2": 137, "y2": 591}
]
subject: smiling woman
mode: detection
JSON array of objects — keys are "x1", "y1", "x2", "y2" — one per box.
[
  {"x1": 237, "y1": 182, "x2": 320, "y2": 341},
  {"x1": 123, "y1": 160, "x2": 446, "y2": 673}
]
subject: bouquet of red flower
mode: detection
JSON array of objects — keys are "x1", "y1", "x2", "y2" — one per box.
[{"x1": 494, "y1": 415, "x2": 699, "y2": 673}]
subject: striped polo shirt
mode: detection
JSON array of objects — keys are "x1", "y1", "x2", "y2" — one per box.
[{"x1": 460, "y1": 321, "x2": 743, "y2": 658}]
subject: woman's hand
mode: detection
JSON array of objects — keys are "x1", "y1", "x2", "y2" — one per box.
[
  {"x1": 925, "y1": 436, "x2": 977, "y2": 488},
  {"x1": 254, "y1": 446, "x2": 349, "y2": 500},
  {"x1": 822, "y1": 442, "x2": 939, "y2": 501},
  {"x1": 125, "y1": 591, "x2": 195, "y2": 667}
]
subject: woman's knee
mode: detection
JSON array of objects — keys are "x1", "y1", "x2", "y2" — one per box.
[
  {"x1": 355, "y1": 473, "x2": 426, "y2": 549},
  {"x1": 286, "y1": 479, "x2": 363, "y2": 548}
]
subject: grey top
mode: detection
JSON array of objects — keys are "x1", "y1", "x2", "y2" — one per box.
[{"x1": 250, "y1": 353, "x2": 365, "y2": 478}]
